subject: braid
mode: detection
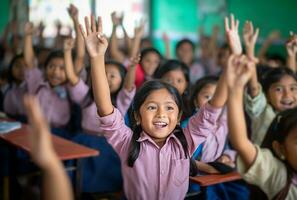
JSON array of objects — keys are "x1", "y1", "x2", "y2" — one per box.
[{"x1": 127, "y1": 125, "x2": 142, "y2": 167}]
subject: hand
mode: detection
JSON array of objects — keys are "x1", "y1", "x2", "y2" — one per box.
[
  {"x1": 128, "y1": 54, "x2": 141, "y2": 67},
  {"x1": 243, "y1": 21, "x2": 259, "y2": 58},
  {"x1": 80, "y1": 15, "x2": 108, "y2": 58},
  {"x1": 162, "y1": 32, "x2": 169, "y2": 43},
  {"x1": 111, "y1": 11, "x2": 121, "y2": 26},
  {"x1": 216, "y1": 155, "x2": 235, "y2": 168},
  {"x1": 64, "y1": 37, "x2": 74, "y2": 51},
  {"x1": 23, "y1": 95, "x2": 57, "y2": 170},
  {"x1": 67, "y1": 4, "x2": 79, "y2": 20},
  {"x1": 134, "y1": 19, "x2": 146, "y2": 38},
  {"x1": 24, "y1": 22, "x2": 34, "y2": 35},
  {"x1": 286, "y1": 32, "x2": 297, "y2": 57},
  {"x1": 267, "y1": 30, "x2": 280, "y2": 42},
  {"x1": 225, "y1": 14, "x2": 242, "y2": 55},
  {"x1": 226, "y1": 54, "x2": 255, "y2": 89}
]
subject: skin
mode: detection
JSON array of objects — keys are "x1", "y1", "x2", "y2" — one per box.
[
  {"x1": 176, "y1": 42, "x2": 194, "y2": 66},
  {"x1": 12, "y1": 58, "x2": 26, "y2": 84},
  {"x1": 195, "y1": 83, "x2": 217, "y2": 108},
  {"x1": 136, "y1": 88, "x2": 181, "y2": 147},
  {"x1": 161, "y1": 69, "x2": 188, "y2": 95},
  {"x1": 105, "y1": 64, "x2": 122, "y2": 93},
  {"x1": 46, "y1": 58, "x2": 67, "y2": 87},
  {"x1": 267, "y1": 75, "x2": 297, "y2": 112},
  {"x1": 141, "y1": 52, "x2": 160, "y2": 76},
  {"x1": 279, "y1": 126, "x2": 297, "y2": 171}
]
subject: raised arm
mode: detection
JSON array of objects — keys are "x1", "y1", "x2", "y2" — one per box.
[
  {"x1": 257, "y1": 31, "x2": 280, "y2": 63},
  {"x1": 109, "y1": 12, "x2": 126, "y2": 63},
  {"x1": 24, "y1": 95, "x2": 73, "y2": 200},
  {"x1": 37, "y1": 22, "x2": 45, "y2": 47},
  {"x1": 162, "y1": 32, "x2": 171, "y2": 59},
  {"x1": 119, "y1": 13, "x2": 132, "y2": 52},
  {"x1": 67, "y1": 4, "x2": 86, "y2": 75},
  {"x1": 80, "y1": 16, "x2": 112, "y2": 116},
  {"x1": 242, "y1": 21, "x2": 260, "y2": 98},
  {"x1": 129, "y1": 19, "x2": 145, "y2": 58},
  {"x1": 123, "y1": 55, "x2": 140, "y2": 91},
  {"x1": 64, "y1": 38, "x2": 79, "y2": 86},
  {"x1": 24, "y1": 22, "x2": 36, "y2": 68},
  {"x1": 286, "y1": 32, "x2": 297, "y2": 73},
  {"x1": 226, "y1": 54, "x2": 257, "y2": 169}
]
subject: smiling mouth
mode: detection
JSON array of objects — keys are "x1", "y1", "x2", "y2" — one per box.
[
  {"x1": 153, "y1": 121, "x2": 168, "y2": 128},
  {"x1": 280, "y1": 100, "x2": 294, "y2": 108}
]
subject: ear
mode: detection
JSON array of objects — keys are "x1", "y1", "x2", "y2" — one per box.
[
  {"x1": 272, "y1": 141, "x2": 286, "y2": 160},
  {"x1": 133, "y1": 111, "x2": 140, "y2": 125},
  {"x1": 177, "y1": 111, "x2": 183, "y2": 123}
]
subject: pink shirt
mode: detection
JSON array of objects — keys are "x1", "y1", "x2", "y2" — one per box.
[
  {"x1": 24, "y1": 68, "x2": 70, "y2": 128},
  {"x1": 68, "y1": 79, "x2": 135, "y2": 133},
  {"x1": 4, "y1": 82, "x2": 27, "y2": 116},
  {"x1": 98, "y1": 103, "x2": 223, "y2": 199}
]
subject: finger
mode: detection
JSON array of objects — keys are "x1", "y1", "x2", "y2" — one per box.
[
  {"x1": 84, "y1": 16, "x2": 91, "y2": 35},
  {"x1": 91, "y1": 15, "x2": 96, "y2": 32},
  {"x1": 79, "y1": 24, "x2": 87, "y2": 39},
  {"x1": 254, "y1": 28, "x2": 259, "y2": 40},
  {"x1": 224, "y1": 17, "x2": 230, "y2": 31},
  {"x1": 235, "y1": 19, "x2": 239, "y2": 31},
  {"x1": 97, "y1": 16, "x2": 103, "y2": 34},
  {"x1": 230, "y1": 14, "x2": 235, "y2": 30}
]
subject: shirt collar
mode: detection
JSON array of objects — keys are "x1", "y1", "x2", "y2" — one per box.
[{"x1": 136, "y1": 131, "x2": 181, "y2": 148}]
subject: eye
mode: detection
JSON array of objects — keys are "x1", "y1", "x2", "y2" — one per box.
[
  {"x1": 166, "y1": 106, "x2": 174, "y2": 111},
  {"x1": 147, "y1": 105, "x2": 157, "y2": 110},
  {"x1": 274, "y1": 87, "x2": 283, "y2": 93},
  {"x1": 291, "y1": 85, "x2": 297, "y2": 92},
  {"x1": 204, "y1": 95, "x2": 212, "y2": 100}
]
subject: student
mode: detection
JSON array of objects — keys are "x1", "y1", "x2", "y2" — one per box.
[
  {"x1": 3, "y1": 54, "x2": 27, "y2": 120},
  {"x1": 23, "y1": 95, "x2": 73, "y2": 200},
  {"x1": 226, "y1": 54, "x2": 297, "y2": 200},
  {"x1": 80, "y1": 15, "x2": 227, "y2": 199}
]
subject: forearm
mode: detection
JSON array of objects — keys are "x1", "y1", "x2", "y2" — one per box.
[
  {"x1": 123, "y1": 65, "x2": 136, "y2": 91},
  {"x1": 287, "y1": 55, "x2": 296, "y2": 72},
  {"x1": 210, "y1": 72, "x2": 227, "y2": 108},
  {"x1": 227, "y1": 88, "x2": 256, "y2": 168},
  {"x1": 130, "y1": 36, "x2": 141, "y2": 58},
  {"x1": 24, "y1": 34, "x2": 35, "y2": 68},
  {"x1": 74, "y1": 19, "x2": 86, "y2": 74},
  {"x1": 164, "y1": 39, "x2": 171, "y2": 59},
  {"x1": 42, "y1": 157, "x2": 73, "y2": 200},
  {"x1": 110, "y1": 26, "x2": 125, "y2": 63},
  {"x1": 122, "y1": 25, "x2": 132, "y2": 51},
  {"x1": 90, "y1": 56, "x2": 113, "y2": 116},
  {"x1": 64, "y1": 50, "x2": 79, "y2": 86},
  {"x1": 247, "y1": 72, "x2": 260, "y2": 98}
]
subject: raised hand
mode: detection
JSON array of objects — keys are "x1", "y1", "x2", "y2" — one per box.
[
  {"x1": 226, "y1": 54, "x2": 255, "y2": 89},
  {"x1": 111, "y1": 11, "x2": 121, "y2": 26},
  {"x1": 23, "y1": 95, "x2": 57, "y2": 170},
  {"x1": 225, "y1": 14, "x2": 242, "y2": 55},
  {"x1": 286, "y1": 32, "x2": 297, "y2": 57},
  {"x1": 64, "y1": 37, "x2": 74, "y2": 51},
  {"x1": 79, "y1": 15, "x2": 108, "y2": 58},
  {"x1": 24, "y1": 22, "x2": 34, "y2": 35},
  {"x1": 243, "y1": 21, "x2": 259, "y2": 59},
  {"x1": 67, "y1": 4, "x2": 79, "y2": 21},
  {"x1": 134, "y1": 19, "x2": 146, "y2": 38}
]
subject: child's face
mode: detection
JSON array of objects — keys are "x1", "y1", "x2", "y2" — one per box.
[
  {"x1": 141, "y1": 52, "x2": 160, "y2": 76},
  {"x1": 46, "y1": 58, "x2": 66, "y2": 87},
  {"x1": 195, "y1": 83, "x2": 217, "y2": 108},
  {"x1": 12, "y1": 58, "x2": 26, "y2": 83},
  {"x1": 105, "y1": 64, "x2": 122, "y2": 93},
  {"x1": 138, "y1": 88, "x2": 180, "y2": 146},
  {"x1": 281, "y1": 126, "x2": 297, "y2": 171},
  {"x1": 267, "y1": 75, "x2": 297, "y2": 112},
  {"x1": 176, "y1": 43, "x2": 194, "y2": 65},
  {"x1": 162, "y1": 69, "x2": 187, "y2": 95}
]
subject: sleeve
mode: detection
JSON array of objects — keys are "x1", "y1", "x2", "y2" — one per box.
[
  {"x1": 3, "y1": 91, "x2": 16, "y2": 115},
  {"x1": 98, "y1": 108, "x2": 133, "y2": 156},
  {"x1": 183, "y1": 103, "x2": 223, "y2": 155},
  {"x1": 236, "y1": 145, "x2": 287, "y2": 199},
  {"x1": 244, "y1": 85, "x2": 267, "y2": 118},
  {"x1": 67, "y1": 78, "x2": 91, "y2": 106},
  {"x1": 116, "y1": 86, "x2": 136, "y2": 115},
  {"x1": 24, "y1": 67, "x2": 45, "y2": 94}
]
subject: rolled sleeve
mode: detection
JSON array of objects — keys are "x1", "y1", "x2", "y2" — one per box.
[
  {"x1": 244, "y1": 85, "x2": 267, "y2": 118},
  {"x1": 116, "y1": 86, "x2": 136, "y2": 115},
  {"x1": 67, "y1": 79, "x2": 90, "y2": 105},
  {"x1": 24, "y1": 68, "x2": 44, "y2": 94}
]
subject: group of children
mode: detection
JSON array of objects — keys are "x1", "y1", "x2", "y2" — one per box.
[{"x1": 0, "y1": 3, "x2": 297, "y2": 200}]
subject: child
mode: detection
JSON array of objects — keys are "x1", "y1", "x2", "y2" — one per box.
[
  {"x1": 80, "y1": 15, "x2": 226, "y2": 199},
  {"x1": 226, "y1": 54, "x2": 297, "y2": 199},
  {"x1": 23, "y1": 95, "x2": 73, "y2": 200},
  {"x1": 23, "y1": 22, "x2": 71, "y2": 129},
  {"x1": 3, "y1": 54, "x2": 27, "y2": 120}
]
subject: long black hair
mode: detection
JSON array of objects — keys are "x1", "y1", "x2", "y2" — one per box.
[
  {"x1": 127, "y1": 80, "x2": 197, "y2": 176},
  {"x1": 7, "y1": 54, "x2": 24, "y2": 86},
  {"x1": 262, "y1": 107, "x2": 297, "y2": 200}
]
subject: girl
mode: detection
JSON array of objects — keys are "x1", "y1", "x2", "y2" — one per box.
[
  {"x1": 4, "y1": 54, "x2": 27, "y2": 120},
  {"x1": 64, "y1": 37, "x2": 137, "y2": 192},
  {"x1": 23, "y1": 22, "x2": 70, "y2": 129},
  {"x1": 226, "y1": 54, "x2": 297, "y2": 199},
  {"x1": 80, "y1": 15, "x2": 226, "y2": 200}
]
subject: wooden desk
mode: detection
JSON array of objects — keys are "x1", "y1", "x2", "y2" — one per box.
[
  {"x1": 0, "y1": 123, "x2": 99, "y2": 200},
  {"x1": 189, "y1": 172, "x2": 242, "y2": 199}
]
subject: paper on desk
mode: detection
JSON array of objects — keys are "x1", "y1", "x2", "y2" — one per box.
[{"x1": 0, "y1": 121, "x2": 22, "y2": 134}]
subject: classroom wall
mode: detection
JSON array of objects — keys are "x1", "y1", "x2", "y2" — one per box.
[
  {"x1": 151, "y1": 0, "x2": 297, "y2": 57},
  {"x1": 0, "y1": 0, "x2": 10, "y2": 33}
]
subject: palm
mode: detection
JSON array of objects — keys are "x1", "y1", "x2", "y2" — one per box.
[{"x1": 225, "y1": 14, "x2": 242, "y2": 55}]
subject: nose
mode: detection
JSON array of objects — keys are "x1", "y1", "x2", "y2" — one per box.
[
  {"x1": 156, "y1": 107, "x2": 166, "y2": 118},
  {"x1": 283, "y1": 87, "x2": 292, "y2": 98}
]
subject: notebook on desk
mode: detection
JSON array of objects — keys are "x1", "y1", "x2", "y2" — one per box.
[{"x1": 0, "y1": 121, "x2": 22, "y2": 134}]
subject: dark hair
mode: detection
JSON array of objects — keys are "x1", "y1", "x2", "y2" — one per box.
[
  {"x1": 261, "y1": 107, "x2": 297, "y2": 200},
  {"x1": 262, "y1": 67, "x2": 297, "y2": 95},
  {"x1": 265, "y1": 53, "x2": 286, "y2": 67},
  {"x1": 7, "y1": 54, "x2": 24, "y2": 86},
  {"x1": 190, "y1": 76, "x2": 219, "y2": 111},
  {"x1": 105, "y1": 60, "x2": 127, "y2": 105},
  {"x1": 140, "y1": 47, "x2": 162, "y2": 63},
  {"x1": 44, "y1": 50, "x2": 64, "y2": 68},
  {"x1": 175, "y1": 38, "x2": 195, "y2": 53},
  {"x1": 127, "y1": 80, "x2": 197, "y2": 175}
]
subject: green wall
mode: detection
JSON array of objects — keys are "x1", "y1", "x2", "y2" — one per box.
[{"x1": 0, "y1": 0, "x2": 10, "y2": 33}]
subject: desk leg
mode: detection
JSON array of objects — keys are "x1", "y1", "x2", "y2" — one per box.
[{"x1": 74, "y1": 159, "x2": 83, "y2": 200}]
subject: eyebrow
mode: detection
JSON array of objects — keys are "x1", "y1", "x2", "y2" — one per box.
[{"x1": 145, "y1": 101, "x2": 176, "y2": 105}]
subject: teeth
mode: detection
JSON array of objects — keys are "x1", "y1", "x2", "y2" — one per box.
[{"x1": 154, "y1": 122, "x2": 167, "y2": 125}]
